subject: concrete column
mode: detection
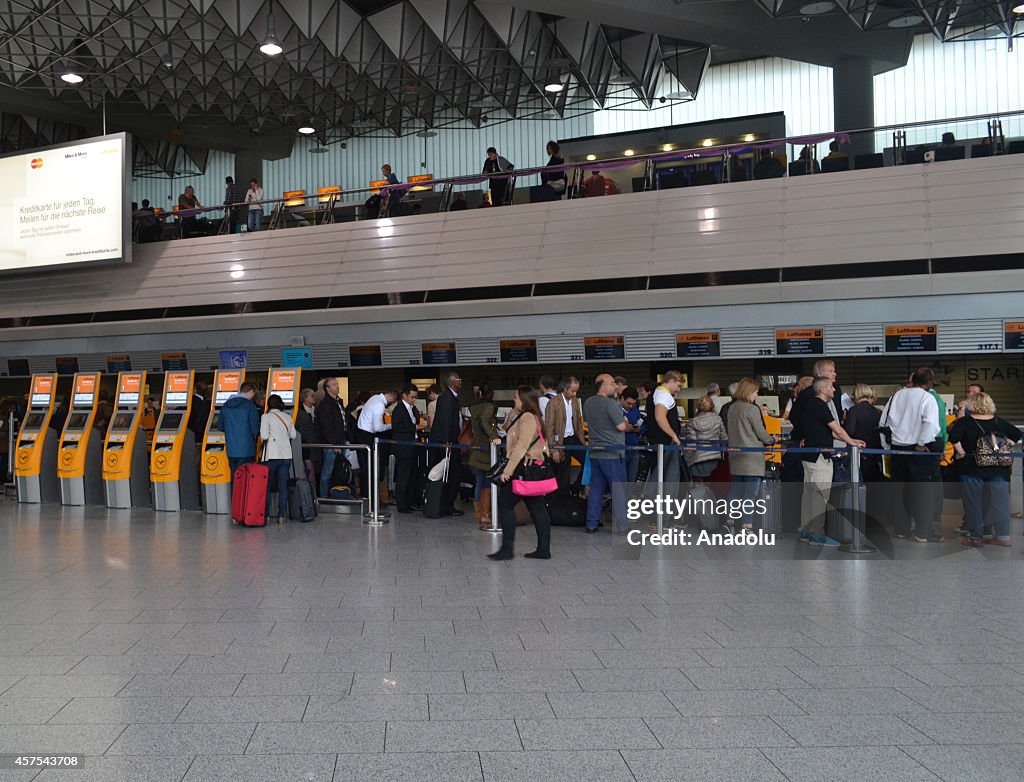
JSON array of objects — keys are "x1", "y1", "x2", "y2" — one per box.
[{"x1": 832, "y1": 57, "x2": 875, "y2": 158}]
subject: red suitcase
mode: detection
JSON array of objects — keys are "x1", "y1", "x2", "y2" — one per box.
[{"x1": 232, "y1": 463, "x2": 269, "y2": 527}]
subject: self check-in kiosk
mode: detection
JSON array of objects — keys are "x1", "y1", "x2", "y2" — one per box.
[
  {"x1": 103, "y1": 372, "x2": 150, "y2": 508},
  {"x1": 150, "y1": 370, "x2": 199, "y2": 511},
  {"x1": 265, "y1": 368, "x2": 304, "y2": 473},
  {"x1": 14, "y1": 373, "x2": 60, "y2": 503},
  {"x1": 57, "y1": 372, "x2": 104, "y2": 505},
  {"x1": 200, "y1": 369, "x2": 244, "y2": 514}
]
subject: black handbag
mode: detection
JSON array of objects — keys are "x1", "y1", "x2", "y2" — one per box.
[
  {"x1": 484, "y1": 457, "x2": 509, "y2": 485},
  {"x1": 513, "y1": 455, "x2": 555, "y2": 482}
]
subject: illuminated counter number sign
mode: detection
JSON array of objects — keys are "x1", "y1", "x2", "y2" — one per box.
[
  {"x1": 775, "y1": 329, "x2": 824, "y2": 356},
  {"x1": 421, "y1": 342, "x2": 457, "y2": 365},
  {"x1": 500, "y1": 339, "x2": 538, "y2": 363},
  {"x1": 884, "y1": 325, "x2": 937, "y2": 353},
  {"x1": 349, "y1": 345, "x2": 383, "y2": 367},
  {"x1": 1004, "y1": 322, "x2": 1024, "y2": 351},
  {"x1": 584, "y1": 336, "x2": 625, "y2": 361},
  {"x1": 676, "y1": 332, "x2": 721, "y2": 358}
]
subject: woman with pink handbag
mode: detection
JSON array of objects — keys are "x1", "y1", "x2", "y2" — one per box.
[{"x1": 488, "y1": 386, "x2": 555, "y2": 561}]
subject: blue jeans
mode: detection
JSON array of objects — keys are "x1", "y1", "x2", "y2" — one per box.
[
  {"x1": 473, "y1": 467, "x2": 488, "y2": 501},
  {"x1": 625, "y1": 450, "x2": 640, "y2": 484},
  {"x1": 247, "y1": 209, "x2": 263, "y2": 232},
  {"x1": 961, "y1": 473, "x2": 1011, "y2": 540},
  {"x1": 587, "y1": 456, "x2": 627, "y2": 532},
  {"x1": 320, "y1": 448, "x2": 338, "y2": 498},
  {"x1": 265, "y1": 459, "x2": 290, "y2": 519},
  {"x1": 728, "y1": 475, "x2": 762, "y2": 528}
]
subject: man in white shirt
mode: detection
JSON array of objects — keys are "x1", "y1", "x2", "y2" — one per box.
[
  {"x1": 537, "y1": 375, "x2": 556, "y2": 417},
  {"x1": 879, "y1": 367, "x2": 943, "y2": 542},
  {"x1": 355, "y1": 390, "x2": 397, "y2": 500}
]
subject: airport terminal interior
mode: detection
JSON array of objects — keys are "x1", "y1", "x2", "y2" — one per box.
[{"x1": 1, "y1": 0, "x2": 1024, "y2": 779}]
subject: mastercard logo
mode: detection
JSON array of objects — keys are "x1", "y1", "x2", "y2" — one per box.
[{"x1": 30, "y1": 158, "x2": 43, "y2": 169}]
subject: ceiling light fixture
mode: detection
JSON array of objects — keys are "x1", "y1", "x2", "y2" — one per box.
[
  {"x1": 585, "y1": 154, "x2": 597, "y2": 161},
  {"x1": 662, "y1": 144, "x2": 674, "y2": 152},
  {"x1": 664, "y1": 90, "x2": 691, "y2": 101},
  {"x1": 623, "y1": 149, "x2": 635, "y2": 156},
  {"x1": 798, "y1": 1, "x2": 834, "y2": 14},
  {"x1": 544, "y1": 75, "x2": 564, "y2": 93},
  {"x1": 743, "y1": 134, "x2": 756, "y2": 142},
  {"x1": 887, "y1": 13, "x2": 924, "y2": 27},
  {"x1": 60, "y1": 70, "x2": 83, "y2": 84},
  {"x1": 298, "y1": 125, "x2": 315, "y2": 135},
  {"x1": 702, "y1": 139, "x2": 714, "y2": 147},
  {"x1": 259, "y1": 8, "x2": 283, "y2": 56},
  {"x1": 1013, "y1": 2, "x2": 1024, "y2": 12}
]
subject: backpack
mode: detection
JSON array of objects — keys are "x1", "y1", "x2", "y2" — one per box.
[{"x1": 974, "y1": 419, "x2": 1014, "y2": 468}]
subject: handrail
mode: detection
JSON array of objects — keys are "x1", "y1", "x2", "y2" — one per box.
[{"x1": 135, "y1": 107, "x2": 1024, "y2": 238}]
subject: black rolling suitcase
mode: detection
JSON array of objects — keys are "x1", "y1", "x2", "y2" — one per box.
[
  {"x1": 288, "y1": 475, "x2": 317, "y2": 522},
  {"x1": 548, "y1": 491, "x2": 587, "y2": 526},
  {"x1": 826, "y1": 482, "x2": 866, "y2": 543},
  {"x1": 759, "y1": 475, "x2": 782, "y2": 534}
]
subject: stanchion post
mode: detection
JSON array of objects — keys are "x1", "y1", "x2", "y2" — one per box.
[
  {"x1": 839, "y1": 444, "x2": 876, "y2": 554},
  {"x1": 363, "y1": 438, "x2": 391, "y2": 525},
  {"x1": 656, "y1": 444, "x2": 665, "y2": 535},
  {"x1": 481, "y1": 442, "x2": 501, "y2": 534}
]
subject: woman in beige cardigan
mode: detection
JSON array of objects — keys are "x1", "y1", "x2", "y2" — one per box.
[{"x1": 489, "y1": 385, "x2": 553, "y2": 561}]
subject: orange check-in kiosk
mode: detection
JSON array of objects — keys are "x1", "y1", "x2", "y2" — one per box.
[
  {"x1": 201, "y1": 369, "x2": 244, "y2": 514},
  {"x1": 14, "y1": 373, "x2": 60, "y2": 503},
  {"x1": 103, "y1": 372, "x2": 150, "y2": 508},
  {"x1": 150, "y1": 370, "x2": 199, "y2": 511},
  {"x1": 57, "y1": 372, "x2": 104, "y2": 505}
]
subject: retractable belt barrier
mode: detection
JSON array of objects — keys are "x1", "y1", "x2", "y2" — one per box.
[{"x1": 299, "y1": 436, "x2": 1021, "y2": 549}]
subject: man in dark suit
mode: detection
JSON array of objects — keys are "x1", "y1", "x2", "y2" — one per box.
[
  {"x1": 391, "y1": 384, "x2": 422, "y2": 513},
  {"x1": 427, "y1": 372, "x2": 463, "y2": 516},
  {"x1": 187, "y1": 381, "x2": 210, "y2": 441}
]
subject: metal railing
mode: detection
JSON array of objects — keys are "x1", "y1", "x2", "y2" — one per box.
[{"x1": 131, "y1": 108, "x2": 1024, "y2": 244}]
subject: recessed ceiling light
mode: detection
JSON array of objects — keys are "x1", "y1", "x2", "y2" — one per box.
[
  {"x1": 743, "y1": 134, "x2": 756, "y2": 142},
  {"x1": 60, "y1": 71, "x2": 83, "y2": 84},
  {"x1": 702, "y1": 139, "x2": 714, "y2": 147},
  {"x1": 1013, "y1": 2, "x2": 1024, "y2": 12},
  {"x1": 887, "y1": 13, "x2": 924, "y2": 27},
  {"x1": 415, "y1": 129, "x2": 438, "y2": 138},
  {"x1": 623, "y1": 149, "x2": 635, "y2": 156},
  {"x1": 799, "y1": 1, "x2": 834, "y2": 14},
  {"x1": 298, "y1": 126, "x2": 315, "y2": 135},
  {"x1": 585, "y1": 154, "x2": 597, "y2": 161},
  {"x1": 230, "y1": 264, "x2": 245, "y2": 279},
  {"x1": 544, "y1": 78, "x2": 564, "y2": 93},
  {"x1": 664, "y1": 90, "x2": 691, "y2": 100},
  {"x1": 662, "y1": 144, "x2": 673, "y2": 152}
]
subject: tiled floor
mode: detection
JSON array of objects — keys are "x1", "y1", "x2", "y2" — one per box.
[{"x1": 0, "y1": 498, "x2": 1022, "y2": 782}]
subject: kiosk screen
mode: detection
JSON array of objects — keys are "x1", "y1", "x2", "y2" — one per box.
[
  {"x1": 65, "y1": 413, "x2": 89, "y2": 430},
  {"x1": 117, "y1": 392, "x2": 139, "y2": 406},
  {"x1": 111, "y1": 412, "x2": 133, "y2": 430},
  {"x1": 73, "y1": 393, "x2": 95, "y2": 407},
  {"x1": 158, "y1": 412, "x2": 184, "y2": 431},
  {"x1": 164, "y1": 392, "x2": 188, "y2": 406},
  {"x1": 214, "y1": 391, "x2": 234, "y2": 406},
  {"x1": 30, "y1": 393, "x2": 51, "y2": 407},
  {"x1": 208, "y1": 411, "x2": 221, "y2": 431},
  {"x1": 23, "y1": 412, "x2": 45, "y2": 430},
  {"x1": 277, "y1": 390, "x2": 294, "y2": 407}
]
